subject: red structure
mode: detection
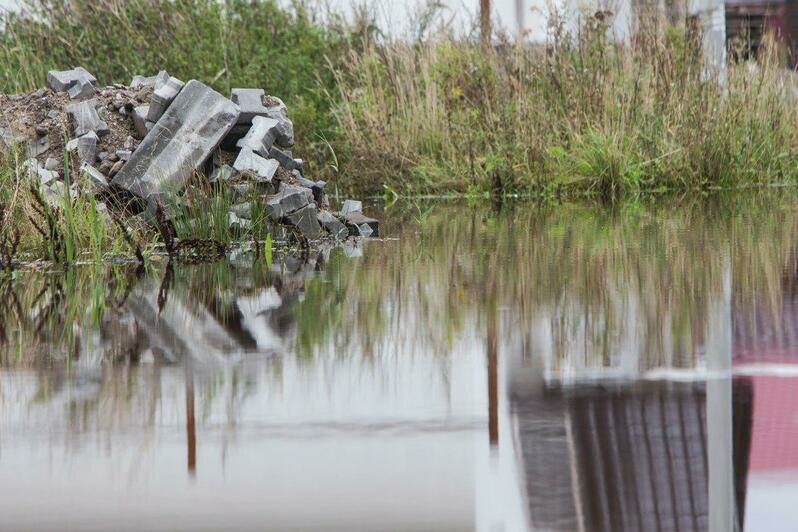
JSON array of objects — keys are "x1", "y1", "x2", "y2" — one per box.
[{"x1": 725, "y1": 0, "x2": 797, "y2": 61}]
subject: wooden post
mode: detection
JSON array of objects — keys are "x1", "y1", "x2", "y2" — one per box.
[
  {"x1": 480, "y1": 0, "x2": 492, "y2": 46},
  {"x1": 487, "y1": 301, "x2": 498, "y2": 447},
  {"x1": 186, "y1": 374, "x2": 196, "y2": 477}
]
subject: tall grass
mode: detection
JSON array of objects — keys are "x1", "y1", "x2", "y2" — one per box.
[
  {"x1": 0, "y1": 150, "x2": 131, "y2": 261},
  {"x1": 331, "y1": 12, "x2": 798, "y2": 195},
  {"x1": 3, "y1": 1, "x2": 798, "y2": 197}
]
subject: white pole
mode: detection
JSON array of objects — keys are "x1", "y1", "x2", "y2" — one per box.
[{"x1": 689, "y1": 0, "x2": 727, "y2": 85}]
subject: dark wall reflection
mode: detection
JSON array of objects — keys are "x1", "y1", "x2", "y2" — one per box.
[{"x1": 510, "y1": 380, "x2": 754, "y2": 531}]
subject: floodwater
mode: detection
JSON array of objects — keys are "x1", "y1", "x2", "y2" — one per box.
[{"x1": 2, "y1": 194, "x2": 798, "y2": 531}]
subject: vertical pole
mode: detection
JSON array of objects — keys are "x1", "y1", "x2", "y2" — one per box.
[
  {"x1": 488, "y1": 308, "x2": 499, "y2": 447},
  {"x1": 186, "y1": 373, "x2": 196, "y2": 477},
  {"x1": 515, "y1": 0, "x2": 525, "y2": 37},
  {"x1": 481, "y1": 0, "x2": 492, "y2": 46},
  {"x1": 689, "y1": 0, "x2": 727, "y2": 85},
  {"x1": 706, "y1": 255, "x2": 735, "y2": 531}
]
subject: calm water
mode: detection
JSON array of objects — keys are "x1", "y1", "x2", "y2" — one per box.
[{"x1": 2, "y1": 194, "x2": 798, "y2": 531}]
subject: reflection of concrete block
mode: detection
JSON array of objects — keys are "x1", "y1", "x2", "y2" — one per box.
[{"x1": 343, "y1": 211, "x2": 379, "y2": 237}]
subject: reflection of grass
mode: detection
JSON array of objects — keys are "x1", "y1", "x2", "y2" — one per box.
[
  {"x1": 292, "y1": 193, "x2": 798, "y2": 371},
  {"x1": 3, "y1": 194, "x2": 798, "y2": 372}
]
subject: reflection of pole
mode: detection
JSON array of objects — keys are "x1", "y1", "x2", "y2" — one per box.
[
  {"x1": 480, "y1": 0, "x2": 491, "y2": 46},
  {"x1": 488, "y1": 309, "x2": 499, "y2": 447},
  {"x1": 706, "y1": 256, "x2": 735, "y2": 531},
  {"x1": 186, "y1": 374, "x2": 196, "y2": 477}
]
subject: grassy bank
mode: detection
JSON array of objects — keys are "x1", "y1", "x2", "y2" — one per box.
[{"x1": 3, "y1": 1, "x2": 798, "y2": 199}]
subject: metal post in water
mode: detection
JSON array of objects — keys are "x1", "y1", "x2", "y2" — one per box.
[{"x1": 705, "y1": 255, "x2": 735, "y2": 531}]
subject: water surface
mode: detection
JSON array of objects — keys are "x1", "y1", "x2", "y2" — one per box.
[{"x1": 1, "y1": 194, "x2": 798, "y2": 531}]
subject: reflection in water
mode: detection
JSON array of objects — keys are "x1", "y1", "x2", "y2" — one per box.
[{"x1": 1, "y1": 194, "x2": 798, "y2": 530}]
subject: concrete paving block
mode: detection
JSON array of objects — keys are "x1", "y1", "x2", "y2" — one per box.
[
  {"x1": 233, "y1": 147, "x2": 279, "y2": 183},
  {"x1": 47, "y1": 67, "x2": 97, "y2": 93},
  {"x1": 231, "y1": 88, "x2": 268, "y2": 124},
  {"x1": 147, "y1": 76, "x2": 185, "y2": 123},
  {"x1": 317, "y1": 209, "x2": 348, "y2": 240},
  {"x1": 286, "y1": 204, "x2": 321, "y2": 239},
  {"x1": 235, "y1": 116, "x2": 279, "y2": 156},
  {"x1": 66, "y1": 99, "x2": 109, "y2": 137},
  {"x1": 110, "y1": 80, "x2": 240, "y2": 206},
  {"x1": 340, "y1": 199, "x2": 362, "y2": 216},
  {"x1": 265, "y1": 184, "x2": 312, "y2": 220}
]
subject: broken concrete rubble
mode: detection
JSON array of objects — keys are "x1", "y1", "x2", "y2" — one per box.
[
  {"x1": 132, "y1": 105, "x2": 152, "y2": 138},
  {"x1": 341, "y1": 199, "x2": 362, "y2": 216},
  {"x1": 47, "y1": 67, "x2": 97, "y2": 94},
  {"x1": 147, "y1": 76, "x2": 184, "y2": 123},
  {"x1": 111, "y1": 79, "x2": 240, "y2": 207},
  {"x1": 24, "y1": 158, "x2": 58, "y2": 186},
  {"x1": 77, "y1": 132, "x2": 98, "y2": 164},
  {"x1": 263, "y1": 96, "x2": 294, "y2": 147},
  {"x1": 236, "y1": 115, "x2": 278, "y2": 156},
  {"x1": 265, "y1": 183, "x2": 312, "y2": 220},
  {"x1": 343, "y1": 211, "x2": 380, "y2": 237},
  {"x1": 67, "y1": 78, "x2": 96, "y2": 100},
  {"x1": 67, "y1": 99, "x2": 109, "y2": 137},
  {"x1": 80, "y1": 163, "x2": 109, "y2": 191},
  {"x1": 130, "y1": 71, "x2": 169, "y2": 90},
  {"x1": 210, "y1": 164, "x2": 235, "y2": 183},
  {"x1": 3, "y1": 66, "x2": 378, "y2": 247},
  {"x1": 317, "y1": 210, "x2": 348, "y2": 240},
  {"x1": 286, "y1": 204, "x2": 321, "y2": 239},
  {"x1": 233, "y1": 148, "x2": 279, "y2": 183}
]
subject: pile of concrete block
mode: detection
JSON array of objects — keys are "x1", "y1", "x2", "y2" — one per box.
[{"x1": 4, "y1": 66, "x2": 378, "y2": 242}]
